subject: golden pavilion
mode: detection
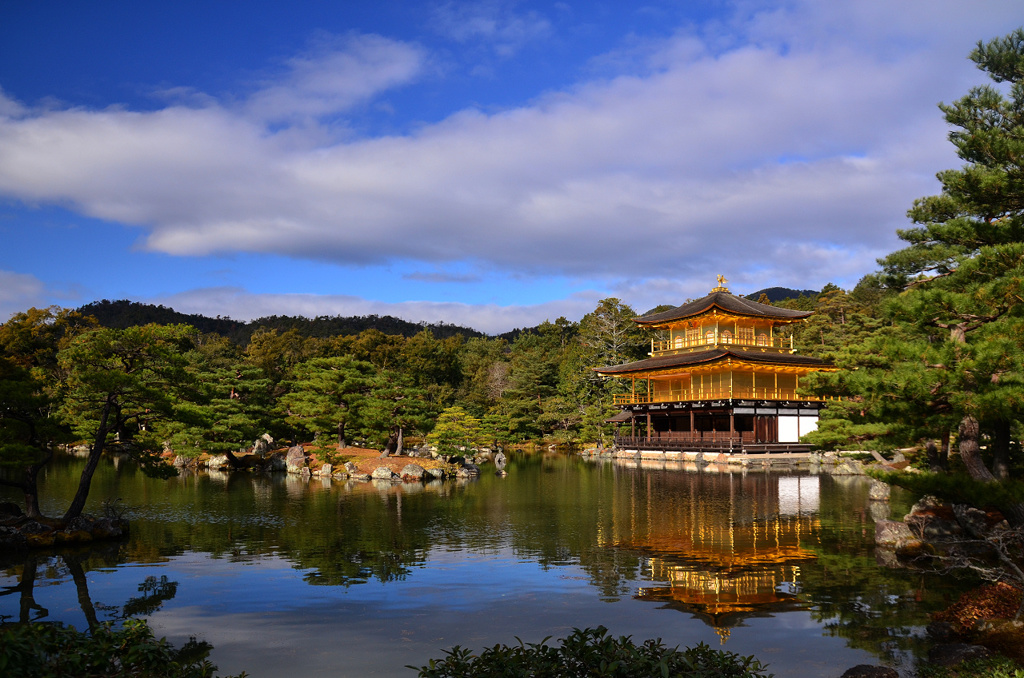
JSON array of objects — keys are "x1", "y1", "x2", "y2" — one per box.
[{"x1": 595, "y1": 277, "x2": 834, "y2": 453}]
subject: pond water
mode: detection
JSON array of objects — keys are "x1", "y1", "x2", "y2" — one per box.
[{"x1": 2, "y1": 453, "x2": 965, "y2": 677}]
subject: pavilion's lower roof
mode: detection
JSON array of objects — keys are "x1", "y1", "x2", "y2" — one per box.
[{"x1": 594, "y1": 348, "x2": 830, "y2": 376}]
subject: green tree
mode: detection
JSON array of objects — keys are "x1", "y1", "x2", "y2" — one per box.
[
  {"x1": 163, "y1": 335, "x2": 271, "y2": 460},
  {"x1": 361, "y1": 369, "x2": 434, "y2": 454},
  {"x1": 0, "y1": 307, "x2": 93, "y2": 518},
  {"x1": 578, "y1": 299, "x2": 647, "y2": 370},
  {"x1": 347, "y1": 328, "x2": 406, "y2": 370},
  {"x1": 498, "y1": 331, "x2": 562, "y2": 440},
  {"x1": 0, "y1": 356, "x2": 65, "y2": 518},
  {"x1": 426, "y1": 406, "x2": 483, "y2": 455},
  {"x1": 872, "y1": 29, "x2": 1024, "y2": 494},
  {"x1": 57, "y1": 324, "x2": 195, "y2": 521},
  {"x1": 279, "y1": 356, "x2": 375, "y2": 447},
  {"x1": 455, "y1": 337, "x2": 509, "y2": 415}
]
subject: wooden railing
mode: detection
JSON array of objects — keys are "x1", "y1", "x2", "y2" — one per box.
[
  {"x1": 652, "y1": 331, "x2": 793, "y2": 355},
  {"x1": 612, "y1": 387, "x2": 829, "y2": 406},
  {"x1": 613, "y1": 435, "x2": 814, "y2": 454},
  {"x1": 614, "y1": 436, "x2": 753, "y2": 446}
]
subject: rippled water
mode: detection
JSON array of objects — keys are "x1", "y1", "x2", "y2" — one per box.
[{"x1": 1, "y1": 453, "x2": 963, "y2": 677}]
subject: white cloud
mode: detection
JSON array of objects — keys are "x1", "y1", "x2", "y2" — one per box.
[
  {"x1": 0, "y1": 2, "x2": 1020, "y2": 316},
  {"x1": 0, "y1": 270, "x2": 45, "y2": 320},
  {"x1": 244, "y1": 33, "x2": 426, "y2": 124},
  {"x1": 430, "y1": 1, "x2": 552, "y2": 57}
]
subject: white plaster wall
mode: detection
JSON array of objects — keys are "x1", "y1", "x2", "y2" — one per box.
[{"x1": 778, "y1": 414, "x2": 819, "y2": 443}]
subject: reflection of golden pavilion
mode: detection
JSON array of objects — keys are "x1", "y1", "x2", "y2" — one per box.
[{"x1": 603, "y1": 472, "x2": 821, "y2": 639}]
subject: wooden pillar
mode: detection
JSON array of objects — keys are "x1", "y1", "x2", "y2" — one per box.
[
  {"x1": 690, "y1": 409, "x2": 695, "y2": 441},
  {"x1": 631, "y1": 413, "x2": 635, "y2": 438},
  {"x1": 646, "y1": 412, "x2": 652, "y2": 441},
  {"x1": 729, "y1": 410, "x2": 735, "y2": 452}
]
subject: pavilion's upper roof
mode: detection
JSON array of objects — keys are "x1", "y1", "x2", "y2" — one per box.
[
  {"x1": 594, "y1": 347, "x2": 830, "y2": 376},
  {"x1": 635, "y1": 290, "x2": 812, "y2": 326}
]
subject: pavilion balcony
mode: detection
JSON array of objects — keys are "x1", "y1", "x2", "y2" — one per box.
[
  {"x1": 612, "y1": 432, "x2": 814, "y2": 454},
  {"x1": 612, "y1": 387, "x2": 828, "y2": 406},
  {"x1": 651, "y1": 332, "x2": 794, "y2": 356}
]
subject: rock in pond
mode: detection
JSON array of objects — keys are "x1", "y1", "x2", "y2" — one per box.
[
  {"x1": 285, "y1": 445, "x2": 306, "y2": 473},
  {"x1": 372, "y1": 467, "x2": 398, "y2": 481},
  {"x1": 840, "y1": 666, "x2": 898, "y2": 678},
  {"x1": 400, "y1": 464, "x2": 426, "y2": 481}
]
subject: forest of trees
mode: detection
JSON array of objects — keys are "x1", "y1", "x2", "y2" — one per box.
[{"x1": 2, "y1": 29, "x2": 1024, "y2": 523}]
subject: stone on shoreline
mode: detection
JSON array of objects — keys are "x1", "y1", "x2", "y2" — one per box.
[
  {"x1": 840, "y1": 666, "x2": 898, "y2": 678},
  {"x1": 874, "y1": 520, "x2": 914, "y2": 548},
  {"x1": 400, "y1": 464, "x2": 426, "y2": 481},
  {"x1": 372, "y1": 467, "x2": 398, "y2": 481},
  {"x1": 0, "y1": 509, "x2": 129, "y2": 552},
  {"x1": 286, "y1": 445, "x2": 306, "y2": 473}
]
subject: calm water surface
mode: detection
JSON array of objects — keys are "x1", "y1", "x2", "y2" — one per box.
[{"x1": 2, "y1": 453, "x2": 963, "y2": 677}]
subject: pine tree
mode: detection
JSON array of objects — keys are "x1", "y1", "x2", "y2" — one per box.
[
  {"x1": 162, "y1": 335, "x2": 272, "y2": 459},
  {"x1": 57, "y1": 324, "x2": 195, "y2": 521},
  {"x1": 875, "y1": 29, "x2": 1024, "y2": 497},
  {"x1": 280, "y1": 356, "x2": 376, "y2": 447},
  {"x1": 360, "y1": 369, "x2": 434, "y2": 454}
]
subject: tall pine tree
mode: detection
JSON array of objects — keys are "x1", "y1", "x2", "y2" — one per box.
[{"x1": 876, "y1": 29, "x2": 1024, "y2": 497}]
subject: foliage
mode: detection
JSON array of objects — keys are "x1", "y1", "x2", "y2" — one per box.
[
  {"x1": 56, "y1": 324, "x2": 196, "y2": 520},
  {"x1": 162, "y1": 336, "x2": 271, "y2": 458},
  {"x1": 873, "y1": 470, "x2": 1024, "y2": 521},
  {"x1": 0, "y1": 357, "x2": 59, "y2": 475},
  {"x1": 917, "y1": 656, "x2": 1024, "y2": 678},
  {"x1": 77, "y1": 299, "x2": 484, "y2": 343},
  {"x1": 426, "y1": 406, "x2": 484, "y2": 454},
  {"x1": 933, "y1": 582, "x2": 1024, "y2": 632},
  {"x1": 279, "y1": 356, "x2": 376, "y2": 446},
  {"x1": 0, "y1": 618, "x2": 245, "y2": 678},
  {"x1": 360, "y1": 371, "x2": 435, "y2": 452},
  {"x1": 411, "y1": 626, "x2": 773, "y2": 678},
  {"x1": 0, "y1": 307, "x2": 95, "y2": 517},
  {"x1": 868, "y1": 29, "x2": 1024, "y2": 483}
]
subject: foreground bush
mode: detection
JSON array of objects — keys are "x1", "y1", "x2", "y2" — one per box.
[
  {"x1": 411, "y1": 626, "x2": 773, "y2": 678},
  {"x1": 918, "y1": 656, "x2": 1024, "y2": 678},
  {"x1": 0, "y1": 619, "x2": 245, "y2": 678}
]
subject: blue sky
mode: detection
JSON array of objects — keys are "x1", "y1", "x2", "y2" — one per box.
[{"x1": 0, "y1": 1, "x2": 1020, "y2": 334}]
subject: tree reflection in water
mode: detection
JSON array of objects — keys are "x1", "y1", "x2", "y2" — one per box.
[
  {"x1": 1, "y1": 543, "x2": 179, "y2": 628},
  {"x1": 0, "y1": 452, "x2": 971, "y2": 673}
]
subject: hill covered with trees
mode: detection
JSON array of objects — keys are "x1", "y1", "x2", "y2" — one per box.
[{"x1": 76, "y1": 299, "x2": 486, "y2": 343}]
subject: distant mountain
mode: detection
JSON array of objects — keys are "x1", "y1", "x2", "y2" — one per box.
[
  {"x1": 744, "y1": 287, "x2": 819, "y2": 303},
  {"x1": 75, "y1": 300, "x2": 486, "y2": 343}
]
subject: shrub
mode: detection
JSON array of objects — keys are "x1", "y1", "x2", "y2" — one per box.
[
  {"x1": 410, "y1": 626, "x2": 772, "y2": 678},
  {"x1": 917, "y1": 656, "x2": 1024, "y2": 678},
  {"x1": 0, "y1": 618, "x2": 245, "y2": 678}
]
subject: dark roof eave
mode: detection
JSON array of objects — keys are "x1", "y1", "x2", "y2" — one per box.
[
  {"x1": 634, "y1": 291, "x2": 812, "y2": 325},
  {"x1": 594, "y1": 348, "x2": 832, "y2": 375}
]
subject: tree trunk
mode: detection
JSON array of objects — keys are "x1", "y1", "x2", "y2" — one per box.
[
  {"x1": 224, "y1": 448, "x2": 243, "y2": 469},
  {"x1": 66, "y1": 555, "x2": 99, "y2": 630},
  {"x1": 925, "y1": 440, "x2": 942, "y2": 472},
  {"x1": 63, "y1": 400, "x2": 112, "y2": 523},
  {"x1": 957, "y1": 418, "x2": 1024, "y2": 527},
  {"x1": 396, "y1": 427, "x2": 404, "y2": 456},
  {"x1": 337, "y1": 421, "x2": 346, "y2": 448},
  {"x1": 17, "y1": 555, "x2": 45, "y2": 623},
  {"x1": 958, "y1": 416, "x2": 997, "y2": 482},
  {"x1": 991, "y1": 419, "x2": 1012, "y2": 480},
  {"x1": 21, "y1": 450, "x2": 52, "y2": 519},
  {"x1": 940, "y1": 430, "x2": 950, "y2": 468}
]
